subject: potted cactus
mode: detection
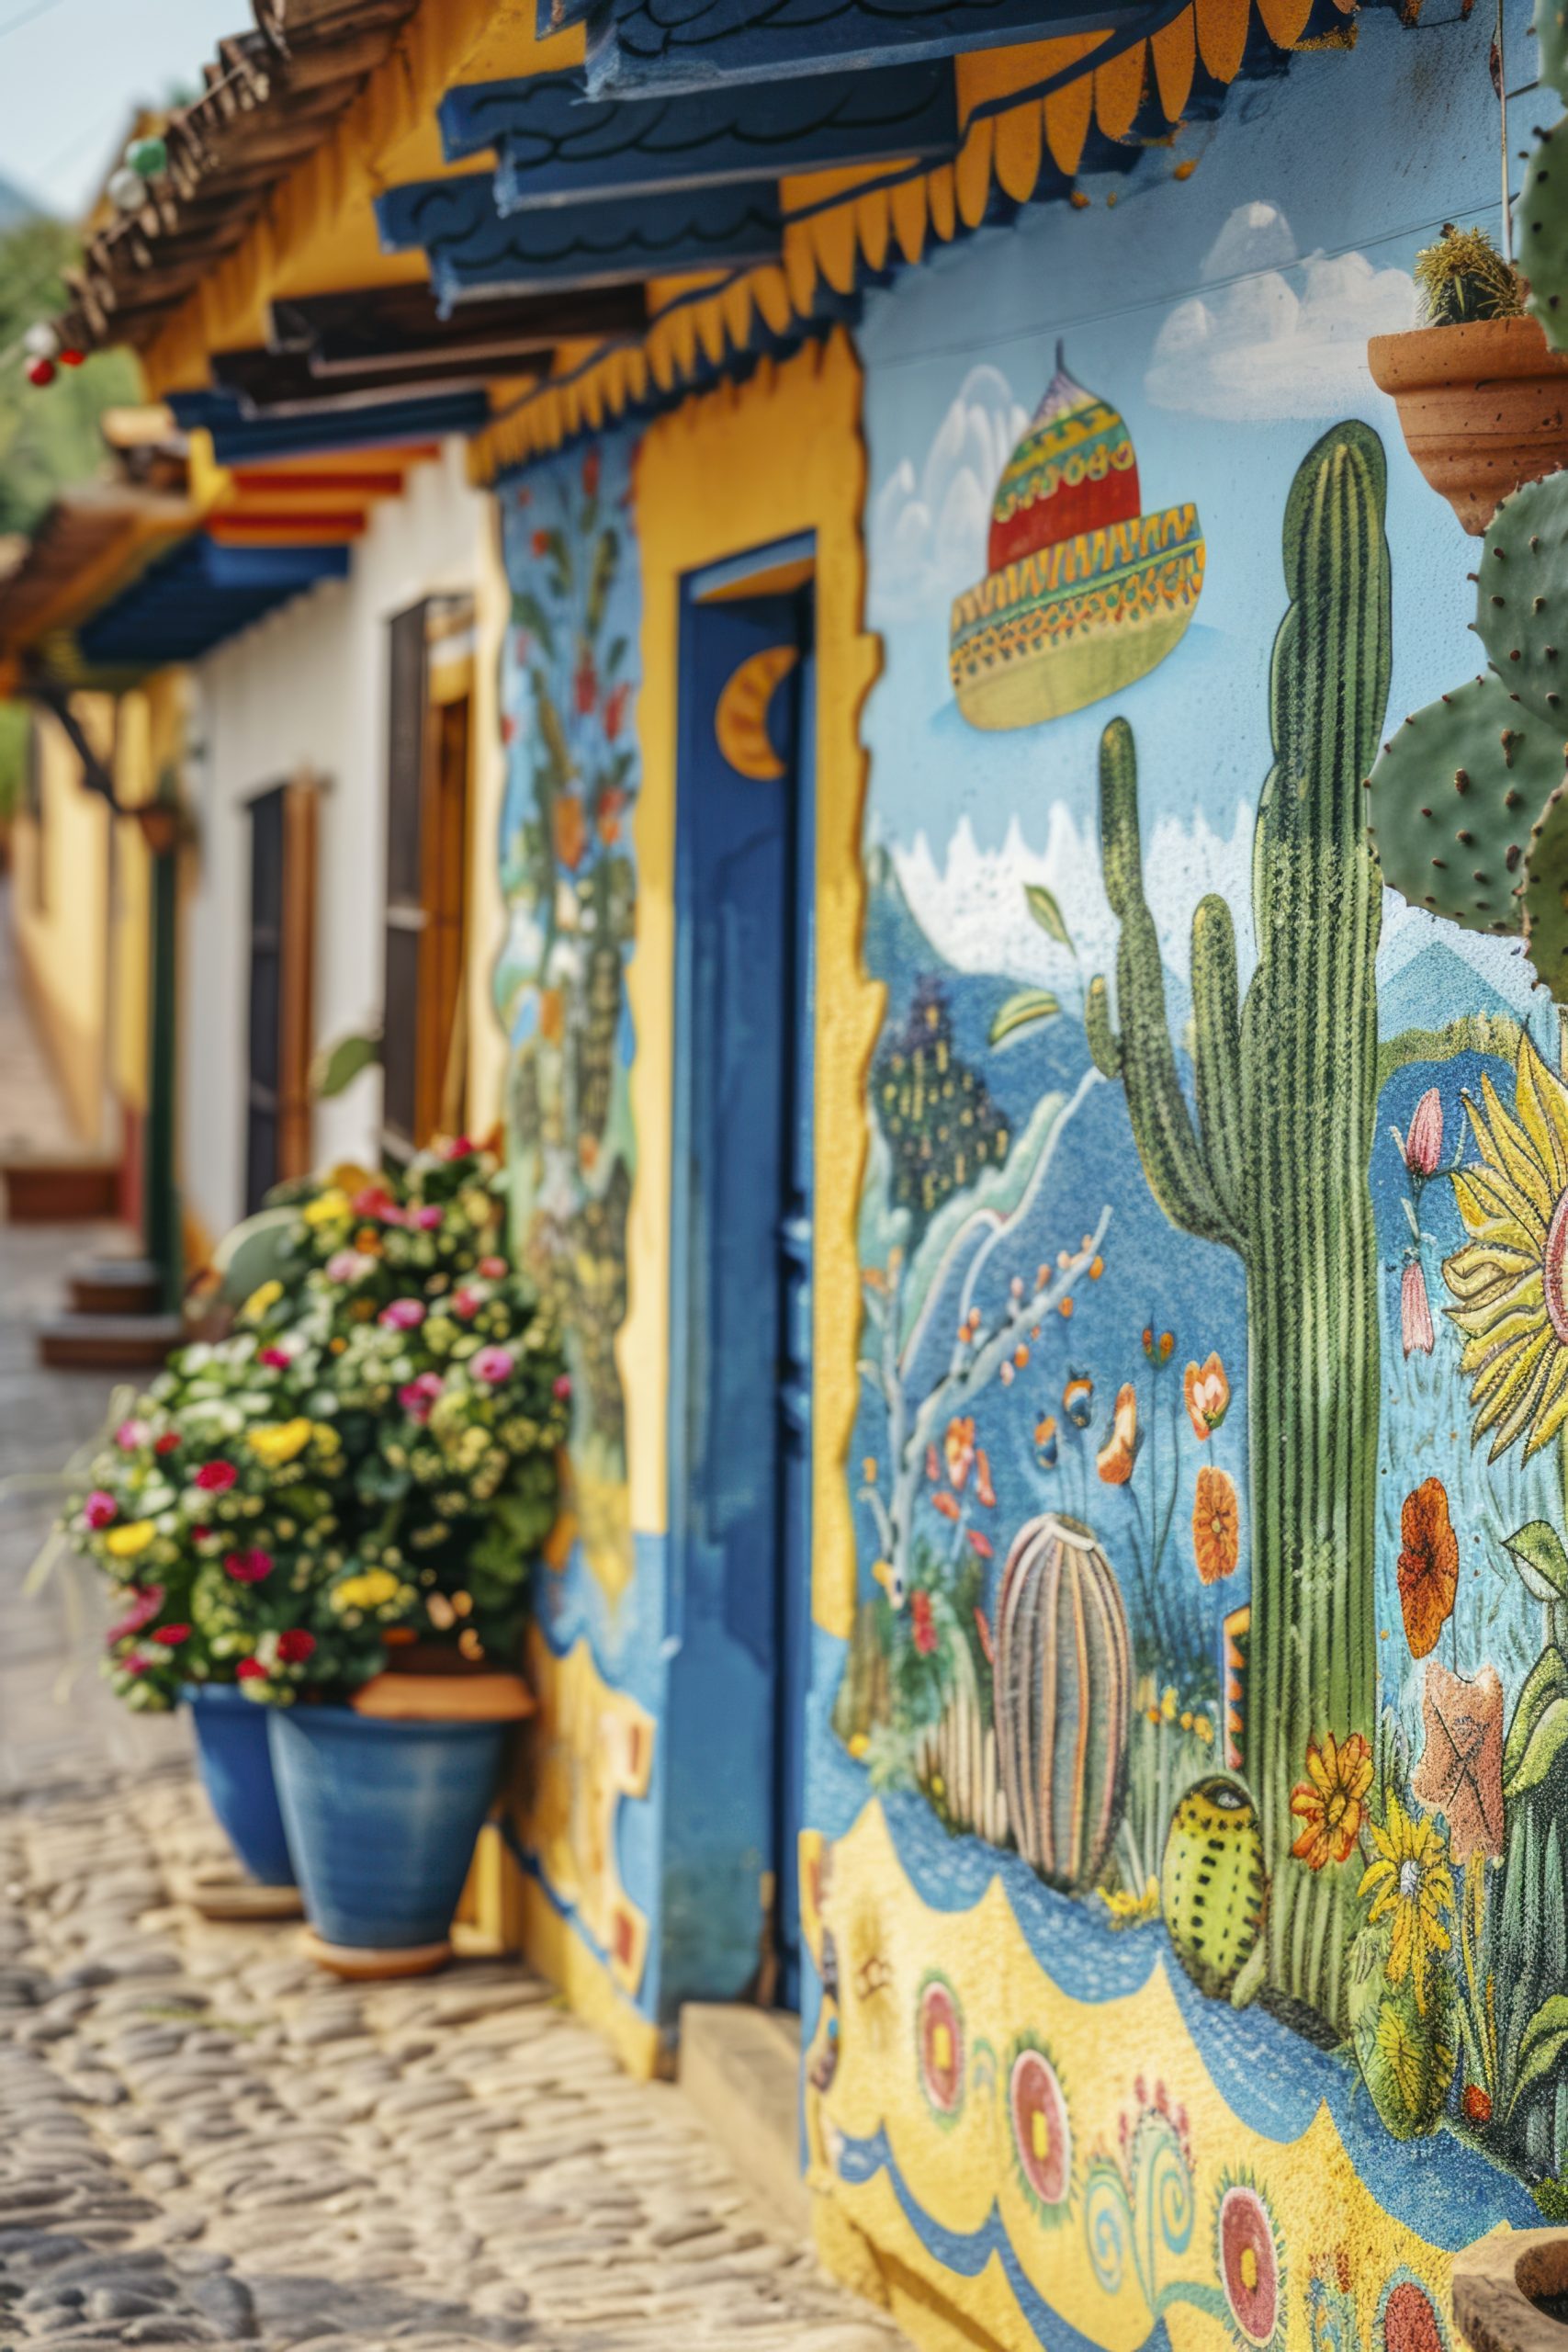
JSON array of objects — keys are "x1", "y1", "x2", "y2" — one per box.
[
  {"x1": 62, "y1": 1136, "x2": 570, "y2": 1973},
  {"x1": 1367, "y1": 222, "x2": 1568, "y2": 535}
]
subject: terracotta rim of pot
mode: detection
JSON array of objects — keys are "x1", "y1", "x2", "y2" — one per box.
[
  {"x1": 349, "y1": 1667, "x2": 534, "y2": 1724},
  {"x1": 1367, "y1": 311, "x2": 1568, "y2": 391}
]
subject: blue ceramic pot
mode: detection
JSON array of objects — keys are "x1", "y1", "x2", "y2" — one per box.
[
  {"x1": 267, "y1": 1706, "x2": 506, "y2": 1951},
  {"x1": 183, "y1": 1683, "x2": 297, "y2": 1887}
]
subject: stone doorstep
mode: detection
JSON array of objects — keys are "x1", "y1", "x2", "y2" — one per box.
[{"x1": 676, "y1": 2004, "x2": 808, "y2": 2240}]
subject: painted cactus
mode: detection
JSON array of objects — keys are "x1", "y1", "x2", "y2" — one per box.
[
  {"x1": 1088, "y1": 421, "x2": 1391, "y2": 2025},
  {"x1": 993, "y1": 1513, "x2": 1133, "y2": 1894},
  {"x1": 1364, "y1": 465, "x2": 1568, "y2": 999}
]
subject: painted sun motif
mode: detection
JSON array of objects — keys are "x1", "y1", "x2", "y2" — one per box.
[{"x1": 1444, "y1": 1031, "x2": 1568, "y2": 1461}]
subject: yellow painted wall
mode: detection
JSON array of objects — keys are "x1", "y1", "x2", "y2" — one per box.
[{"x1": 12, "y1": 697, "x2": 114, "y2": 1147}]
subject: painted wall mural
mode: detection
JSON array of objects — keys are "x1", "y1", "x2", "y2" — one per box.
[
  {"x1": 809, "y1": 1, "x2": 1563, "y2": 2342},
  {"x1": 495, "y1": 435, "x2": 640, "y2": 1602}
]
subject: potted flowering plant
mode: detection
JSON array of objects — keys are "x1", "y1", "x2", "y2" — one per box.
[{"x1": 63, "y1": 1136, "x2": 570, "y2": 1971}]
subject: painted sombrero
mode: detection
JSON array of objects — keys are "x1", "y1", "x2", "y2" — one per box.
[{"x1": 950, "y1": 346, "x2": 1204, "y2": 731}]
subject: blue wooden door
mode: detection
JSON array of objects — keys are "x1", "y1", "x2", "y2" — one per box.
[{"x1": 673, "y1": 579, "x2": 813, "y2": 2012}]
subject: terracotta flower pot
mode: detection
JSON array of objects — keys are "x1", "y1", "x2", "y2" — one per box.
[{"x1": 1366, "y1": 314, "x2": 1568, "y2": 533}]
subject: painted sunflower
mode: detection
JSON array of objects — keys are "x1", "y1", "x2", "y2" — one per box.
[
  {"x1": 1445, "y1": 1032, "x2": 1568, "y2": 1461},
  {"x1": 1359, "y1": 1792, "x2": 1454, "y2": 2014}
]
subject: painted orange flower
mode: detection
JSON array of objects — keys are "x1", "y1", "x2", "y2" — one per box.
[
  {"x1": 975, "y1": 1449, "x2": 996, "y2": 1509},
  {"x1": 943, "y1": 1417, "x2": 976, "y2": 1489},
  {"x1": 1096, "y1": 1384, "x2": 1139, "y2": 1485},
  {"x1": 552, "y1": 794, "x2": 586, "y2": 869},
  {"x1": 1192, "y1": 1465, "x2": 1240, "y2": 1583},
  {"x1": 1397, "y1": 1478, "x2": 1460, "y2": 1659},
  {"x1": 1183, "y1": 1352, "x2": 1230, "y2": 1440},
  {"x1": 1290, "y1": 1730, "x2": 1373, "y2": 1870},
  {"x1": 931, "y1": 1491, "x2": 960, "y2": 1521}
]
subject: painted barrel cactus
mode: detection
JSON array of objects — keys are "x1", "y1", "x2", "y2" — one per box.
[{"x1": 994, "y1": 1513, "x2": 1132, "y2": 1894}]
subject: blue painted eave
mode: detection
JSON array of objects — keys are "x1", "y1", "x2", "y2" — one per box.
[
  {"x1": 77, "y1": 535, "x2": 351, "y2": 669},
  {"x1": 166, "y1": 386, "x2": 490, "y2": 464}
]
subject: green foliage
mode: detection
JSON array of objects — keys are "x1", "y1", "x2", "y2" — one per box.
[
  {"x1": 310, "y1": 1028, "x2": 381, "y2": 1100},
  {"x1": 872, "y1": 975, "x2": 1010, "y2": 1241},
  {"x1": 1089, "y1": 423, "x2": 1392, "y2": 2025},
  {"x1": 1348, "y1": 1916, "x2": 1456, "y2": 2140}
]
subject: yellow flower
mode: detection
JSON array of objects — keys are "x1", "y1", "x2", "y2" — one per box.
[
  {"x1": 104, "y1": 1520, "x2": 155, "y2": 1559},
  {"x1": 1100, "y1": 1880, "x2": 1161, "y2": 1928},
  {"x1": 301, "y1": 1188, "x2": 351, "y2": 1228},
  {"x1": 1359, "y1": 1790, "x2": 1454, "y2": 2012},
  {"x1": 1160, "y1": 1685, "x2": 1179, "y2": 1722},
  {"x1": 1444, "y1": 1030, "x2": 1568, "y2": 1461},
  {"x1": 247, "y1": 1418, "x2": 313, "y2": 1466},
  {"x1": 333, "y1": 1568, "x2": 401, "y2": 1612},
  {"x1": 310, "y1": 1423, "x2": 341, "y2": 1454},
  {"x1": 242, "y1": 1279, "x2": 283, "y2": 1322}
]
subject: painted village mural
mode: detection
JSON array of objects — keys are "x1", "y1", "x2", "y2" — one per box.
[
  {"x1": 493, "y1": 434, "x2": 660, "y2": 2004},
  {"x1": 805, "y1": 3, "x2": 1567, "y2": 2343}
]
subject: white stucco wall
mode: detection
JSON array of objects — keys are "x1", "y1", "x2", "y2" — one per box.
[{"x1": 179, "y1": 436, "x2": 504, "y2": 1250}]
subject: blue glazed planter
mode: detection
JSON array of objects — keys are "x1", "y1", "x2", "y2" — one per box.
[
  {"x1": 267, "y1": 1705, "x2": 506, "y2": 1951},
  {"x1": 183, "y1": 1683, "x2": 297, "y2": 1887}
]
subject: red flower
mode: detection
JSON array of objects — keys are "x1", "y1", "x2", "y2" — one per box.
[
  {"x1": 152, "y1": 1624, "x2": 190, "y2": 1646},
  {"x1": 604, "y1": 682, "x2": 630, "y2": 741},
  {"x1": 1461, "y1": 2084, "x2": 1493, "y2": 2125},
  {"x1": 276, "y1": 1630, "x2": 316, "y2": 1665},
  {"x1": 501, "y1": 712, "x2": 519, "y2": 746},
  {"x1": 234, "y1": 1657, "x2": 267, "y2": 1680},
  {"x1": 531, "y1": 529, "x2": 549, "y2": 558},
  {"x1": 224, "y1": 1548, "x2": 273, "y2": 1584},
  {"x1": 931, "y1": 1491, "x2": 961, "y2": 1521},
  {"x1": 582, "y1": 450, "x2": 601, "y2": 496},
  {"x1": 154, "y1": 1433, "x2": 179, "y2": 1456},
  {"x1": 258, "y1": 1347, "x2": 290, "y2": 1369},
  {"x1": 967, "y1": 1529, "x2": 993, "y2": 1560},
  {"x1": 911, "y1": 1590, "x2": 937, "y2": 1656},
  {"x1": 107, "y1": 1585, "x2": 164, "y2": 1645},
  {"x1": 195, "y1": 1462, "x2": 237, "y2": 1493},
  {"x1": 573, "y1": 656, "x2": 598, "y2": 717}
]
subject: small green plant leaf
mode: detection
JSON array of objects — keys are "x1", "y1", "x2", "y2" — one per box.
[
  {"x1": 1508, "y1": 1995, "x2": 1568, "y2": 2114},
  {"x1": 1505, "y1": 1694, "x2": 1568, "y2": 1800},
  {"x1": 310, "y1": 1030, "x2": 381, "y2": 1101},
  {"x1": 1507, "y1": 1521, "x2": 1568, "y2": 1603},
  {"x1": 1024, "y1": 883, "x2": 1072, "y2": 952},
  {"x1": 989, "y1": 990, "x2": 1060, "y2": 1047}
]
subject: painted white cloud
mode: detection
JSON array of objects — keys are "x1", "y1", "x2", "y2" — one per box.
[
  {"x1": 891, "y1": 801, "x2": 1256, "y2": 1003},
  {"x1": 869, "y1": 364, "x2": 1028, "y2": 624},
  {"x1": 1145, "y1": 202, "x2": 1416, "y2": 423}
]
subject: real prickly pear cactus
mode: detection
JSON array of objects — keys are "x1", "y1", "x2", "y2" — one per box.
[
  {"x1": 1518, "y1": 0, "x2": 1568, "y2": 347},
  {"x1": 993, "y1": 1513, "x2": 1132, "y2": 1894},
  {"x1": 1160, "y1": 1775, "x2": 1266, "y2": 2000},
  {"x1": 1365, "y1": 468, "x2": 1568, "y2": 991},
  {"x1": 1089, "y1": 422, "x2": 1391, "y2": 2028}
]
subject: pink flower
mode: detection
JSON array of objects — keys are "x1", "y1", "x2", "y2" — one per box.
[
  {"x1": 327, "y1": 1250, "x2": 374, "y2": 1283},
  {"x1": 234, "y1": 1657, "x2": 267, "y2": 1681},
  {"x1": 553, "y1": 1374, "x2": 572, "y2": 1400},
  {"x1": 399, "y1": 1373, "x2": 445, "y2": 1422},
  {"x1": 1402, "y1": 1258, "x2": 1436, "y2": 1358},
  {"x1": 224, "y1": 1548, "x2": 274, "y2": 1585},
  {"x1": 258, "y1": 1346, "x2": 291, "y2": 1369},
  {"x1": 1395, "y1": 1089, "x2": 1444, "y2": 1180},
  {"x1": 452, "y1": 1286, "x2": 484, "y2": 1320},
  {"x1": 121, "y1": 1653, "x2": 151, "y2": 1678},
  {"x1": 442, "y1": 1136, "x2": 475, "y2": 1161},
  {"x1": 479, "y1": 1255, "x2": 508, "y2": 1279},
  {"x1": 276, "y1": 1629, "x2": 315, "y2": 1665},
  {"x1": 107, "y1": 1585, "x2": 164, "y2": 1645},
  {"x1": 379, "y1": 1298, "x2": 425, "y2": 1331},
  {"x1": 413, "y1": 1204, "x2": 444, "y2": 1230},
  {"x1": 472, "y1": 1346, "x2": 515, "y2": 1385},
  {"x1": 116, "y1": 1419, "x2": 150, "y2": 1451},
  {"x1": 83, "y1": 1490, "x2": 118, "y2": 1529},
  {"x1": 194, "y1": 1461, "x2": 237, "y2": 1493},
  {"x1": 352, "y1": 1186, "x2": 399, "y2": 1221}
]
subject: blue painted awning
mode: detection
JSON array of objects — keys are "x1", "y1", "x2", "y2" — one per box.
[
  {"x1": 436, "y1": 64, "x2": 957, "y2": 209},
  {"x1": 76, "y1": 537, "x2": 351, "y2": 670},
  {"x1": 581, "y1": 0, "x2": 1155, "y2": 96},
  {"x1": 375, "y1": 172, "x2": 781, "y2": 309},
  {"x1": 166, "y1": 386, "x2": 490, "y2": 465}
]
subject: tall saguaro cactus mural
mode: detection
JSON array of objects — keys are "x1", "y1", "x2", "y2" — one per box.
[{"x1": 1088, "y1": 422, "x2": 1393, "y2": 2022}]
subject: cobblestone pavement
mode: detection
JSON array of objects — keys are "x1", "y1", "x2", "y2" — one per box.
[{"x1": 0, "y1": 1154, "x2": 900, "y2": 2347}]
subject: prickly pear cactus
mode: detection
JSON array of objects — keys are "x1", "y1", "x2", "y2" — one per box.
[
  {"x1": 1160, "y1": 1775, "x2": 1266, "y2": 2000},
  {"x1": 1518, "y1": 0, "x2": 1568, "y2": 345},
  {"x1": 1366, "y1": 467, "x2": 1568, "y2": 992}
]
